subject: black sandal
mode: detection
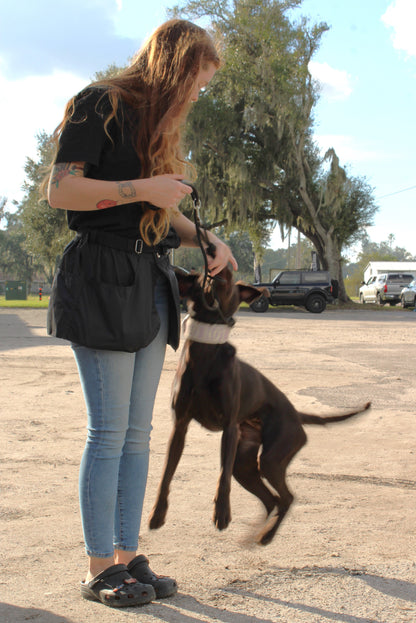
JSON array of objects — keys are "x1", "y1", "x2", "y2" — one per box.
[
  {"x1": 80, "y1": 563, "x2": 156, "y2": 607},
  {"x1": 127, "y1": 555, "x2": 178, "y2": 599}
]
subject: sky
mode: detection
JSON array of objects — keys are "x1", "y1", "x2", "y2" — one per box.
[{"x1": 1, "y1": 0, "x2": 415, "y2": 258}]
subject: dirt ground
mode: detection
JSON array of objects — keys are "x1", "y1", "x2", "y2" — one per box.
[{"x1": 0, "y1": 306, "x2": 415, "y2": 623}]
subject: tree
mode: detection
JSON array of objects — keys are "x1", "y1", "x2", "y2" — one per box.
[
  {"x1": 14, "y1": 66, "x2": 126, "y2": 284},
  {"x1": 359, "y1": 233, "x2": 415, "y2": 262},
  {"x1": 173, "y1": 0, "x2": 378, "y2": 299},
  {"x1": 18, "y1": 132, "x2": 72, "y2": 283},
  {"x1": 179, "y1": 0, "x2": 309, "y2": 279},
  {"x1": 1, "y1": 133, "x2": 73, "y2": 285},
  {"x1": 0, "y1": 199, "x2": 41, "y2": 286},
  {"x1": 287, "y1": 148, "x2": 378, "y2": 300}
]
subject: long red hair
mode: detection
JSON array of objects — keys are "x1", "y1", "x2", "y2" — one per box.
[{"x1": 44, "y1": 19, "x2": 220, "y2": 244}]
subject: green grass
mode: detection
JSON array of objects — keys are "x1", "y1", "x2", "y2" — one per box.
[
  {"x1": 240, "y1": 299, "x2": 410, "y2": 313},
  {"x1": 330, "y1": 299, "x2": 410, "y2": 311},
  {"x1": 0, "y1": 295, "x2": 49, "y2": 308},
  {"x1": 0, "y1": 295, "x2": 410, "y2": 312}
]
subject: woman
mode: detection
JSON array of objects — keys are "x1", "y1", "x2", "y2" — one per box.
[{"x1": 45, "y1": 19, "x2": 237, "y2": 608}]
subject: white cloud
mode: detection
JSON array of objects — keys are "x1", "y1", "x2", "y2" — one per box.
[
  {"x1": 314, "y1": 135, "x2": 387, "y2": 167},
  {"x1": 1, "y1": 71, "x2": 87, "y2": 205},
  {"x1": 0, "y1": 0, "x2": 136, "y2": 79},
  {"x1": 382, "y1": 0, "x2": 416, "y2": 57},
  {"x1": 308, "y1": 61, "x2": 353, "y2": 101}
]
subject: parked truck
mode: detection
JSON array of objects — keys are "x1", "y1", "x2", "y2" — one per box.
[
  {"x1": 359, "y1": 272, "x2": 414, "y2": 305},
  {"x1": 250, "y1": 269, "x2": 337, "y2": 314}
]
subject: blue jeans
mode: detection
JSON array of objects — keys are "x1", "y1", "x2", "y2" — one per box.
[{"x1": 72, "y1": 276, "x2": 169, "y2": 558}]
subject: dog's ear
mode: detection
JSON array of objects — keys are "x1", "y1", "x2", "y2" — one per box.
[
  {"x1": 174, "y1": 267, "x2": 200, "y2": 297},
  {"x1": 236, "y1": 282, "x2": 270, "y2": 303}
]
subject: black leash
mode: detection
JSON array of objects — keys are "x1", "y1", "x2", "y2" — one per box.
[
  {"x1": 182, "y1": 182, "x2": 235, "y2": 327},
  {"x1": 184, "y1": 182, "x2": 216, "y2": 291}
]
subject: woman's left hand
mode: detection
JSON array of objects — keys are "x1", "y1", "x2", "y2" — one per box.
[{"x1": 207, "y1": 239, "x2": 238, "y2": 276}]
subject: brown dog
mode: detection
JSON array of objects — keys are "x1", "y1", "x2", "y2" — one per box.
[{"x1": 149, "y1": 267, "x2": 370, "y2": 545}]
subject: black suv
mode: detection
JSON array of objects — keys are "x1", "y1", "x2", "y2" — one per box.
[{"x1": 250, "y1": 270, "x2": 338, "y2": 314}]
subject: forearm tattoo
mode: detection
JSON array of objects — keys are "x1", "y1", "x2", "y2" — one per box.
[
  {"x1": 96, "y1": 199, "x2": 117, "y2": 210},
  {"x1": 96, "y1": 182, "x2": 136, "y2": 210},
  {"x1": 118, "y1": 181, "x2": 136, "y2": 198},
  {"x1": 50, "y1": 162, "x2": 84, "y2": 187}
]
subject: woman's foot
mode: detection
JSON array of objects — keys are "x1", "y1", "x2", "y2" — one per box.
[
  {"x1": 81, "y1": 563, "x2": 156, "y2": 607},
  {"x1": 127, "y1": 554, "x2": 178, "y2": 599},
  {"x1": 85, "y1": 556, "x2": 115, "y2": 584}
]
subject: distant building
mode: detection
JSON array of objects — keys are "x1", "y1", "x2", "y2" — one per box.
[{"x1": 363, "y1": 261, "x2": 416, "y2": 283}]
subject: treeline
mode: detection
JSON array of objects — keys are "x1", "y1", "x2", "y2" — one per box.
[
  {"x1": 2, "y1": 182, "x2": 412, "y2": 301},
  {"x1": 0, "y1": 0, "x2": 388, "y2": 300}
]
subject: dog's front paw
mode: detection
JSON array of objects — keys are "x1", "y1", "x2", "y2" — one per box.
[{"x1": 213, "y1": 502, "x2": 231, "y2": 531}]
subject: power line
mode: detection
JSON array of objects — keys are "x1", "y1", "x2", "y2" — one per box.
[{"x1": 377, "y1": 185, "x2": 416, "y2": 200}]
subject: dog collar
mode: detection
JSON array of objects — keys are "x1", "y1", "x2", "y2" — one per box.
[{"x1": 182, "y1": 315, "x2": 233, "y2": 344}]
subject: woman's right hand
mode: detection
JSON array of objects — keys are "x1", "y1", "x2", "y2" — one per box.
[{"x1": 139, "y1": 174, "x2": 193, "y2": 210}]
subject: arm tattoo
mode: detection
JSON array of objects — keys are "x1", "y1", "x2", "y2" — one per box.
[
  {"x1": 51, "y1": 162, "x2": 84, "y2": 188},
  {"x1": 97, "y1": 199, "x2": 117, "y2": 210},
  {"x1": 117, "y1": 181, "x2": 136, "y2": 199}
]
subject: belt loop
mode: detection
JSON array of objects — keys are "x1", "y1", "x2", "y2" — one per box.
[{"x1": 135, "y1": 239, "x2": 143, "y2": 254}]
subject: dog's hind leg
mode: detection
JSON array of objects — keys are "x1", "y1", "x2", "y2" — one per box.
[
  {"x1": 233, "y1": 424, "x2": 279, "y2": 516},
  {"x1": 257, "y1": 422, "x2": 307, "y2": 545},
  {"x1": 257, "y1": 460, "x2": 293, "y2": 545}
]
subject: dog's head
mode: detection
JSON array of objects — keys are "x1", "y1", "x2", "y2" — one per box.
[{"x1": 174, "y1": 266, "x2": 269, "y2": 325}]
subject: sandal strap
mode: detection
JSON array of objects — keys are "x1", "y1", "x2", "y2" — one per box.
[
  {"x1": 88, "y1": 564, "x2": 132, "y2": 589},
  {"x1": 127, "y1": 555, "x2": 156, "y2": 578}
]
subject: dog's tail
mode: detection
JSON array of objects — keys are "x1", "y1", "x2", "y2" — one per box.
[{"x1": 298, "y1": 401, "x2": 371, "y2": 425}]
